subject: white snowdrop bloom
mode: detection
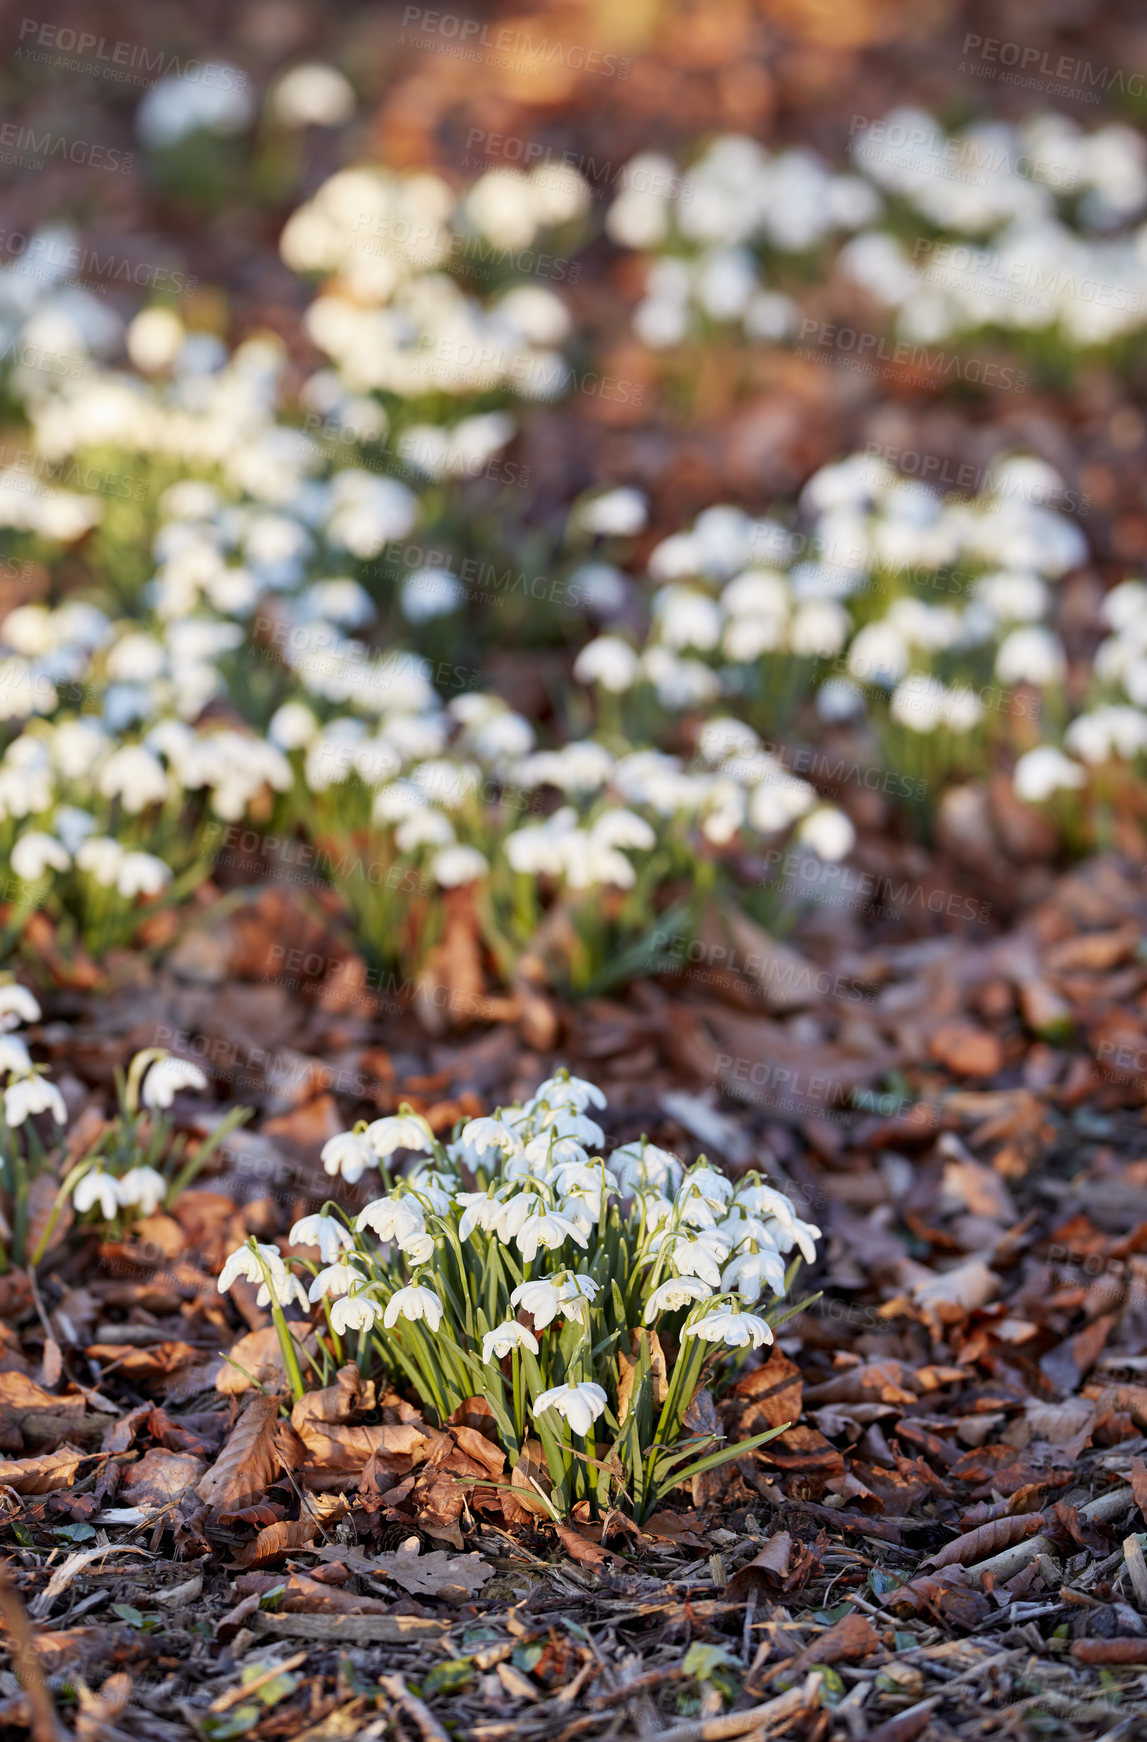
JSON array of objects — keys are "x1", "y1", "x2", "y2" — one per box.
[
  {"x1": 532, "y1": 1106, "x2": 605, "y2": 1149},
  {"x1": 99, "y1": 745, "x2": 168, "y2": 812},
  {"x1": 1013, "y1": 746, "x2": 1087, "y2": 803},
  {"x1": 641, "y1": 647, "x2": 721, "y2": 708},
  {"x1": 790, "y1": 599, "x2": 850, "y2": 657},
  {"x1": 686, "y1": 1306, "x2": 773, "y2": 1349},
  {"x1": 357, "y1": 1196, "x2": 428, "y2": 1247},
  {"x1": 395, "y1": 809, "x2": 454, "y2": 852},
  {"x1": 289, "y1": 1213, "x2": 356, "y2": 1263},
  {"x1": 634, "y1": 296, "x2": 689, "y2": 348},
  {"x1": 533, "y1": 1072, "x2": 608, "y2": 1112},
  {"x1": 1102, "y1": 579, "x2": 1147, "y2": 632},
  {"x1": 269, "y1": 701, "x2": 319, "y2": 751},
  {"x1": 744, "y1": 290, "x2": 800, "y2": 340},
  {"x1": 126, "y1": 307, "x2": 185, "y2": 372},
  {"x1": 331, "y1": 1291, "x2": 385, "y2": 1334},
  {"x1": 468, "y1": 709, "x2": 535, "y2": 764},
  {"x1": 1066, "y1": 706, "x2": 1147, "y2": 764},
  {"x1": 653, "y1": 586, "x2": 723, "y2": 651},
  {"x1": 509, "y1": 1276, "x2": 561, "y2": 1328},
  {"x1": 401, "y1": 568, "x2": 465, "y2": 621},
  {"x1": 116, "y1": 1167, "x2": 167, "y2": 1216},
  {"x1": 644, "y1": 1276, "x2": 712, "y2": 1319},
  {"x1": 721, "y1": 1246, "x2": 788, "y2": 1302},
  {"x1": 573, "y1": 636, "x2": 639, "y2": 692},
  {"x1": 891, "y1": 675, "x2": 948, "y2": 734},
  {"x1": 532, "y1": 1381, "x2": 608, "y2": 1438},
  {"x1": 308, "y1": 1261, "x2": 365, "y2": 1302},
  {"x1": 943, "y1": 686, "x2": 986, "y2": 734},
  {"x1": 462, "y1": 1116, "x2": 524, "y2": 1159},
  {"x1": 591, "y1": 809, "x2": 655, "y2": 852},
  {"x1": 271, "y1": 63, "x2": 355, "y2": 127},
  {"x1": 797, "y1": 806, "x2": 856, "y2": 861},
  {"x1": 142, "y1": 1056, "x2": 208, "y2": 1109},
  {"x1": 995, "y1": 625, "x2": 1066, "y2": 686},
  {"x1": 973, "y1": 570, "x2": 1049, "y2": 622},
  {"x1": 614, "y1": 1141, "x2": 683, "y2": 1197},
  {"x1": 497, "y1": 283, "x2": 572, "y2": 347},
  {"x1": 6, "y1": 1072, "x2": 66, "y2": 1127},
  {"x1": 886, "y1": 597, "x2": 962, "y2": 652},
  {"x1": 747, "y1": 775, "x2": 815, "y2": 835},
  {"x1": 321, "y1": 1131, "x2": 376, "y2": 1184},
  {"x1": 116, "y1": 852, "x2": 172, "y2": 899},
  {"x1": 106, "y1": 631, "x2": 166, "y2": 684},
  {"x1": 75, "y1": 837, "x2": 125, "y2": 887},
  {"x1": 466, "y1": 169, "x2": 542, "y2": 248},
  {"x1": 723, "y1": 613, "x2": 788, "y2": 659},
  {"x1": 364, "y1": 1114, "x2": 434, "y2": 1159},
  {"x1": 695, "y1": 247, "x2": 759, "y2": 319},
  {"x1": 847, "y1": 621, "x2": 910, "y2": 686},
  {"x1": 570, "y1": 562, "x2": 629, "y2": 616},
  {"x1": 606, "y1": 153, "x2": 677, "y2": 247},
  {"x1": 659, "y1": 1229, "x2": 730, "y2": 1288},
  {"x1": 0, "y1": 984, "x2": 40, "y2": 1030},
  {"x1": 11, "y1": 833, "x2": 69, "y2": 882},
  {"x1": 504, "y1": 808, "x2": 577, "y2": 876},
  {"x1": 74, "y1": 1166, "x2": 119, "y2": 1220},
  {"x1": 573, "y1": 488, "x2": 648, "y2": 539},
  {"x1": 137, "y1": 66, "x2": 253, "y2": 148},
  {"x1": 482, "y1": 1321, "x2": 540, "y2": 1363},
  {"x1": 455, "y1": 1188, "x2": 508, "y2": 1239},
  {"x1": 520, "y1": 1133, "x2": 588, "y2": 1173},
  {"x1": 383, "y1": 1285, "x2": 444, "y2": 1331},
  {"x1": 50, "y1": 720, "x2": 108, "y2": 783},
  {"x1": 432, "y1": 844, "x2": 488, "y2": 887},
  {"x1": 697, "y1": 717, "x2": 760, "y2": 765},
  {"x1": 326, "y1": 470, "x2": 417, "y2": 558}
]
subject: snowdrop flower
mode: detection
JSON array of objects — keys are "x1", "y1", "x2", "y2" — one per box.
[
  {"x1": 116, "y1": 1167, "x2": 167, "y2": 1216},
  {"x1": 574, "y1": 488, "x2": 647, "y2": 538},
  {"x1": 530, "y1": 1106, "x2": 605, "y2": 1149},
  {"x1": 98, "y1": 745, "x2": 169, "y2": 812},
  {"x1": 721, "y1": 1247, "x2": 788, "y2": 1301},
  {"x1": 0, "y1": 1035, "x2": 31, "y2": 1074},
  {"x1": 218, "y1": 1240, "x2": 307, "y2": 1309},
  {"x1": 615, "y1": 1141, "x2": 684, "y2": 1197},
  {"x1": 142, "y1": 1056, "x2": 208, "y2": 1109},
  {"x1": 271, "y1": 63, "x2": 356, "y2": 128},
  {"x1": 11, "y1": 833, "x2": 69, "y2": 882},
  {"x1": 0, "y1": 984, "x2": 40, "y2": 1030},
  {"x1": 797, "y1": 807, "x2": 856, "y2": 861},
  {"x1": 686, "y1": 1305, "x2": 773, "y2": 1348},
  {"x1": 77, "y1": 837, "x2": 125, "y2": 885},
  {"x1": 644, "y1": 1276, "x2": 712, "y2": 1318},
  {"x1": 533, "y1": 1071, "x2": 608, "y2": 1112},
  {"x1": 433, "y1": 845, "x2": 488, "y2": 887},
  {"x1": 290, "y1": 1213, "x2": 355, "y2": 1263},
  {"x1": 116, "y1": 852, "x2": 172, "y2": 899},
  {"x1": 308, "y1": 1261, "x2": 366, "y2": 1302},
  {"x1": 514, "y1": 1208, "x2": 588, "y2": 1262},
  {"x1": 509, "y1": 1275, "x2": 567, "y2": 1328},
  {"x1": 331, "y1": 1290, "x2": 384, "y2": 1334},
  {"x1": 456, "y1": 1188, "x2": 508, "y2": 1239},
  {"x1": 533, "y1": 1381, "x2": 608, "y2": 1438},
  {"x1": 482, "y1": 1321, "x2": 540, "y2": 1362},
  {"x1": 365, "y1": 1114, "x2": 434, "y2": 1159},
  {"x1": 659, "y1": 1229, "x2": 730, "y2": 1287},
  {"x1": 462, "y1": 1116, "x2": 524, "y2": 1159},
  {"x1": 383, "y1": 1285, "x2": 444, "y2": 1331},
  {"x1": 574, "y1": 636, "x2": 639, "y2": 692},
  {"x1": 1013, "y1": 746, "x2": 1087, "y2": 802},
  {"x1": 356, "y1": 1195, "x2": 427, "y2": 1246},
  {"x1": 5, "y1": 1072, "x2": 66, "y2": 1126},
  {"x1": 995, "y1": 625, "x2": 1066, "y2": 686},
  {"x1": 322, "y1": 1130, "x2": 377, "y2": 1183},
  {"x1": 74, "y1": 1166, "x2": 120, "y2": 1220}
]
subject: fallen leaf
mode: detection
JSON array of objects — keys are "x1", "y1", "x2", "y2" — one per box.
[
  {"x1": 233, "y1": 1518, "x2": 319, "y2": 1567},
  {"x1": 926, "y1": 1513, "x2": 1045, "y2": 1569},
  {"x1": 197, "y1": 1394, "x2": 281, "y2": 1513},
  {"x1": 121, "y1": 1448, "x2": 206, "y2": 1507},
  {"x1": 724, "y1": 1532, "x2": 792, "y2": 1600},
  {"x1": 0, "y1": 1443, "x2": 86, "y2": 1494},
  {"x1": 790, "y1": 1612, "x2": 879, "y2": 1671}
]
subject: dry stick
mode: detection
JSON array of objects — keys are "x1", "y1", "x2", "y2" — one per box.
[
  {"x1": 208, "y1": 1650, "x2": 308, "y2": 1713},
  {"x1": 624, "y1": 1672, "x2": 824, "y2": 1742},
  {"x1": 968, "y1": 1485, "x2": 1135, "y2": 1587},
  {"x1": 379, "y1": 1673, "x2": 451, "y2": 1742},
  {"x1": 0, "y1": 1563, "x2": 62, "y2": 1742},
  {"x1": 1122, "y1": 1532, "x2": 1147, "y2": 1609}
]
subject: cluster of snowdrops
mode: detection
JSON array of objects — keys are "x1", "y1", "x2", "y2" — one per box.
[{"x1": 216, "y1": 1068, "x2": 819, "y2": 1519}]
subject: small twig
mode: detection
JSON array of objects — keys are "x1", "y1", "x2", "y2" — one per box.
[
  {"x1": 1122, "y1": 1533, "x2": 1147, "y2": 1610},
  {"x1": 209, "y1": 1650, "x2": 307, "y2": 1713},
  {"x1": 0, "y1": 1562, "x2": 63, "y2": 1742},
  {"x1": 623, "y1": 1672, "x2": 823, "y2": 1742},
  {"x1": 378, "y1": 1672, "x2": 450, "y2": 1742}
]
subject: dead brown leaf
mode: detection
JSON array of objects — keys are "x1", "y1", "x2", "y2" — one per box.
[{"x1": 197, "y1": 1394, "x2": 281, "y2": 1513}]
